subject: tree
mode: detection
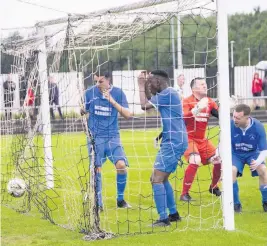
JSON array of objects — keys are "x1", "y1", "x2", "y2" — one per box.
[{"x1": 1, "y1": 31, "x2": 23, "y2": 74}]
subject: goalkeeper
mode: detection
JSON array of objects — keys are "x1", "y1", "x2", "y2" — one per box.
[
  {"x1": 180, "y1": 78, "x2": 222, "y2": 201},
  {"x1": 138, "y1": 70, "x2": 188, "y2": 227},
  {"x1": 231, "y1": 104, "x2": 267, "y2": 213},
  {"x1": 81, "y1": 72, "x2": 132, "y2": 210}
]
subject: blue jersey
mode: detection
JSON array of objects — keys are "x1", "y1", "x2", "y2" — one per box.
[
  {"x1": 150, "y1": 87, "x2": 187, "y2": 146},
  {"x1": 84, "y1": 85, "x2": 129, "y2": 138},
  {"x1": 231, "y1": 118, "x2": 267, "y2": 154}
]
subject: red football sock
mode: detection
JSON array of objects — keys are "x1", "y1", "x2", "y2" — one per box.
[
  {"x1": 211, "y1": 164, "x2": 221, "y2": 188},
  {"x1": 182, "y1": 164, "x2": 199, "y2": 195}
]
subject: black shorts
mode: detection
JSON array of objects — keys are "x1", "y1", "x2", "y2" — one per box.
[{"x1": 253, "y1": 92, "x2": 261, "y2": 97}]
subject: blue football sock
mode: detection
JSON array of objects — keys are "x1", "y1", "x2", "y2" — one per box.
[
  {"x1": 163, "y1": 180, "x2": 177, "y2": 214},
  {"x1": 233, "y1": 181, "x2": 241, "y2": 205},
  {"x1": 117, "y1": 173, "x2": 127, "y2": 201},
  {"x1": 260, "y1": 184, "x2": 267, "y2": 203},
  {"x1": 152, "y1": 183, "x2": 168, "y2": 220},
  {"x1": 96, "y1": 172, "x2": 103, "y2": 207}
]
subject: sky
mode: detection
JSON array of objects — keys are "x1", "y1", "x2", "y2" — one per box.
[{"x1": 0, "y1": 0, "x2": 267, "y2": 30}]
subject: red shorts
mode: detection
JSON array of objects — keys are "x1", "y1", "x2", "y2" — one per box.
[{"x1": 184, "y1": 138, "x2": 216, "y2": 164}]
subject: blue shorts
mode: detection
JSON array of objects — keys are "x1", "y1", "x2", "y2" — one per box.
[
  {"x1": 232, "y1": 151, "x2": 265, "y2": 177},
  {"x1": 154, "y1": 142, "x2": 187, "y2": 173},
  {"x1": 87, "y1": 137, "x2": 128, "y2": 168}
]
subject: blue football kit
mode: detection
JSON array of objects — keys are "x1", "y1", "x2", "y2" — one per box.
[
  {"x1": 149, "y1": 87, "x2": 188, "y2": 173},
  {"x1": 84, "y1": 85, "x2": 130, "y2": 205},
  {"x1": 231, "y1": 117, "x2": 267, "y2": 206},
  {"x1": 231, "y1": 118, "x2": 267, "y2": 177},
  {"x1": 85, "y1": 85, "x2": 129, "y2": 167}
]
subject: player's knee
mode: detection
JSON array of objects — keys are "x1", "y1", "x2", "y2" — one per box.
[
  {"x1": 256, "y1": 164, "x2": 267, "y2": 176},
  {"x1": 150, "y1": 169, "x2": 168, "y2": 184},
  {"x1": 232, "y1": 166, "x2": 238, "y2": 182},
  {"x1": 189, "y1": 154, "x2": 201, "y2": 166},
  {"x1": 150, "y1": 174, "x2": 164, "y2": 184},
  {"x1": 115, "y1": 160, "x2": 127, "y2": 173}
]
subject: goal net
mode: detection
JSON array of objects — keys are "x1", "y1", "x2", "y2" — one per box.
[{"x1": 1, "y1": 0, "x2": 232, "y2": 240}]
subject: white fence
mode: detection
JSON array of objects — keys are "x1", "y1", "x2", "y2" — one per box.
[
  {"x1": 49, "y1": 72, "x2": 83, "y2": 115},
  {"x1": 112, "y1": 70, "x2": 144, "y2": 114},
  {"x1": 1, "y1": 67, "x2": 265, "y2": 118},
  {"x1": 174, "y1": 68, "x2": 205, "y2": 97},
  {"x1": 112, "y1": 68, "x2": 206, "y2": 114},
  {"x1": 0, "y1": 72, "x2": 82, "y2": 117},
  {"x1": 234, "y1": 66, "x2": 265, "y2": 106}
]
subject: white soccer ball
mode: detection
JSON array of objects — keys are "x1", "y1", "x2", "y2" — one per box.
[{"x1": 7, "y1": 178, "x2": 26, "y2": 198}]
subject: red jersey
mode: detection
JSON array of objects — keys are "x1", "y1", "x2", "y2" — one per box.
[
  {"x1": 252, "y1": 78, "x2": 262, "y2": 94},
  {"x1": 26, "y1": 88, "x2": 35, "y2": 106},
  {"x1": 183, "y1": 95, "x2": 218, "y2": 140}
]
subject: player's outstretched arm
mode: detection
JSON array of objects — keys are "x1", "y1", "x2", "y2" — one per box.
[
  {"x1": 138, "y1": 71, "x2": 154, "y2": 111},
  {"x1": 250, "y1": 150, "x2": 267, "y2": 171},
  {"x1": 250, "y1": 123, "x2": 267, "y2": 171}
]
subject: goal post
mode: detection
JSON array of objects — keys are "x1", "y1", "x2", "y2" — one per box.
[
  {"x1": 217, "y1": 0, "x2": 235, "y2": 230},
  {"x1": 1, "y1": 0, "x2": 236, "y2": 239}
]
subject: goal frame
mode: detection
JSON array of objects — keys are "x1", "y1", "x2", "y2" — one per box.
[{"x1": 36, "y1": 0, "x2": 235, "y2": 231}]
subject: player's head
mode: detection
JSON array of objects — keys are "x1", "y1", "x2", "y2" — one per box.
[
  {"x1": 146, "y1": 70, "x2": 169, "y2": 96},
  {"x1": 177, "y1": 74, "x2": 185, "y2": 88},
  {"x1": 190, "y1": 77, "x2": 207, "y2": 98},
  {"x1": 94, "y1": 72, "x2": 111, "y2": 90},
  {"x1": 233, "y1": 104, "x2": 251, "y2": 128}
]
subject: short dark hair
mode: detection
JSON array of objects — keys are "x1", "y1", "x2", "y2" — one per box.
[
  {"x1": 104, "y1": 72, "x2": 111, "y2": 78},
  {"x1": 150, "y1": 70, "x2": 169, "y2": 79},
  {"x1": 190, "y1": 77, "x2": 205, "y2": 88},
  {"x1": 234, "y1": 104, "x2": 251, "y2": 116}
]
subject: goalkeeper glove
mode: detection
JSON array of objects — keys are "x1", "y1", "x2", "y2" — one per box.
[{"x1": 191, "y1": 97, "x2": 209, "y2": 116}]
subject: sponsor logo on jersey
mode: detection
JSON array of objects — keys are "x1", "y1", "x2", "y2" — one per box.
[
  {"x1": 195, "y1": 112, "x2": 209, "y2": 122},
  {"x1": 94, "y1": 105, "x2": 112, "y2": 116}
]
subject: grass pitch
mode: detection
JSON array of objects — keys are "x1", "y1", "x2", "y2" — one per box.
[{"x1": 1, "y1": 126, "x2": 267, "y2": 245}]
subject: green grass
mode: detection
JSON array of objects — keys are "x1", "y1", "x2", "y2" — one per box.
[{"x1": 1, "y1": 127, "x2": 267, "y2": 246}]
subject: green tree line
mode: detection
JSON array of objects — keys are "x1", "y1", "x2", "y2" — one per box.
[{"x1": 1, "y1": 8, "x2": 267, "y2": 75}]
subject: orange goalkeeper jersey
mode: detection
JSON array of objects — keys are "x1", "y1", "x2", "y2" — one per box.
[{"x1": 183, "y1": 95, "x2": 218, "y2": 140}]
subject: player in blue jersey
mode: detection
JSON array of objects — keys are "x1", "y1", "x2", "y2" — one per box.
[
  {"x1": 81, "y1": 72, "x2": 133, "y2": 210},
  {"x1": 231, "y1": 104, "x2": 267, "y2": 213},
  {"x1": 138, "y1": 70, "x2": 188, "y2": 227}
]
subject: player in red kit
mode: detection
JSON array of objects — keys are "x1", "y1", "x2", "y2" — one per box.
[{"x1": 180, "y1": 77, "x2": 221, "y2": 201}]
